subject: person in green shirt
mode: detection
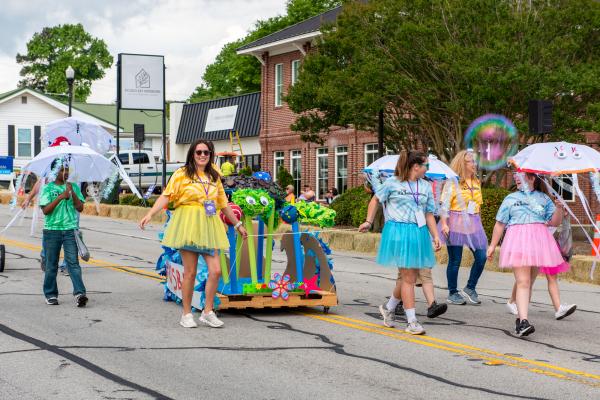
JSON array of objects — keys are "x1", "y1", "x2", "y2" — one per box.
[
  {"x1": 221, "y1": 156, "x2": 236, "y2": 177},
  {"x1": 39, "y1": 159, "x2": 88, "y2": 307}
]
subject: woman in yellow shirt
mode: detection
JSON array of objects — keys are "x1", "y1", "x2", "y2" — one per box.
[
  {"x1": 140, "y1": 139, "x2": 247, "y2": 329},
  {"x1": 440, "y1": 150, "x2": 487, "y2": 306}
]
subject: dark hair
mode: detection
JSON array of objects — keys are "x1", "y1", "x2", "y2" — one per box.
[
  {"x1": 331, "y1": 187, "x2": 338, "y2": 196},
  {"x1": 395, "y1": 150, "x2": 427, "y2": 181},
  {"x1": 184, "y1": 139, "x2": 220, "y2": 183},
  {"x1": 525, "y1": 172, "x2": 547, "y2": 194}
]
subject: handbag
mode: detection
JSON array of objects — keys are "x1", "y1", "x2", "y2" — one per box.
[{"x1": 74, "y1": 229, "x2": 90, "y2": 261}]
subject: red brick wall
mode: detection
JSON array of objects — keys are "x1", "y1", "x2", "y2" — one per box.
[{"x1": 260, "y1": 47, "x2": 378, "y2": 199}]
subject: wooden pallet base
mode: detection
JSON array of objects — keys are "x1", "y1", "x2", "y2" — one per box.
[{"x1": 217, "y1": 290, "x2": 337, "y2": 310}]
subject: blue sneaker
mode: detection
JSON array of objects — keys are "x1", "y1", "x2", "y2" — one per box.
[
  {"x1": 462, "y1": 287, "x2": 481, "y2": 305},
  {"x1": 447, "y1": 292, "x2": 467, "y2": 305}
]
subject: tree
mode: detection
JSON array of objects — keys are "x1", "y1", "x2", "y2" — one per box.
[
  {"x1": 286, "y1": 0, "x2": 600, "y2": 162},
  {"x1": 189, "y1": 0, "x2": 340, "y2": 103},
  {"x1": 277, "y1": 166, "x2": 294, "y2": 189},
  {"x1": 16, "y1": 24, "x2": 113, "y2": 102}
]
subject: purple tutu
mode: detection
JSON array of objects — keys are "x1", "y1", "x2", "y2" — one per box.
[{"x1": 439, "y1": 212, "x2": 488, "y2": 250}]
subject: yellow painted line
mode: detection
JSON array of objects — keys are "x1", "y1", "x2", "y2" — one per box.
[
  {"x1": 300, "y1": 312, "x2": 600, "y2": 388},
  {"x1": 2, "y1": 237, "x2": 164, "y2": 282},
  {"x1": 318, "y1": 313, "x2": 600, "y2": 382}
]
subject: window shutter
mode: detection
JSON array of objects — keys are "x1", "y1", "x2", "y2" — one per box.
[
  {"x1": 8, "y1": 125, "x2": 15, "y2": 157},
  {"x1": 34, "y1": 125, "x2": 41, "y2": 155}
]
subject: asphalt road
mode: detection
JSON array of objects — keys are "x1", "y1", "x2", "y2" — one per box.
[{"x1": 1, "y1": 204, "x2": 599, "y2": 400}]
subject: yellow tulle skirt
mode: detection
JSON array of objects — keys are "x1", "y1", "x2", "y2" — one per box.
[{"x1": 161, "y1": 205, "x2": 229, "y2": 251}]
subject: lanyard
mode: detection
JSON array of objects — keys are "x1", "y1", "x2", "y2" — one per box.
[
  {"x1": 195, "y1": 174, "x2": 211, "y2": 198},
  {"x1": 464, "y1": 179, "x2": 476, "y2": 200},
  {"x1": 407, "y1": 180, "x2": 420, "y2": 206}
]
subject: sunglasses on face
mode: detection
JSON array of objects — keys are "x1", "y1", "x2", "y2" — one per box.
[
  {"x1": 420, "y1": 162, "x2": 429, "y2": 169},
  {"x1": 195, "y1": 150, "x2": 211, "y2": 156}
]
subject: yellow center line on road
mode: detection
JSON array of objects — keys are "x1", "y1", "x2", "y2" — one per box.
[
  {"x1": 6, "y1": 237, "x2": 599, "y2": 388},
  {"x1": 2, "y1": 237, "x2": 165, "y2": 282},
  {"x1": 300, "y1": 312, "x2": 600, "y2": 388}
]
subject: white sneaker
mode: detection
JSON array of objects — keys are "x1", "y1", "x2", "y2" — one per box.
[
  {"x1": 555, "y1": 304, "x2": 577, "y2": 320},
  {"x1": 405, "y1": 321, "x2": 425, "y2": 335},
  {"x1": 179, "y1": 313, "x2": 198, "y2": 328},
  {"x1": 379, "y1": 304, "x2": 395, "y2": 328},
  {"x1": 506, "y1": 301, "x2": 518, "y2": 315},
  {"x1": 199, "y1": 311, "x2": 224, "y2": 328}
]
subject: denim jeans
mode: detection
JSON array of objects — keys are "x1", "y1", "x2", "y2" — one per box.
[
  {"x1": 40, "y1": 247, "x2": 66, "y2": 269},
  {"x1": 43, "y1": 229, "x2": 86, "y2": 298},
  {"x1": 446, "y1": 245, "x2": 487, "y2": 295}
]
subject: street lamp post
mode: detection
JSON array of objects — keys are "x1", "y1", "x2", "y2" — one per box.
[{"x1": 65, "y1": 66, "x2": 75, "y2": 117}]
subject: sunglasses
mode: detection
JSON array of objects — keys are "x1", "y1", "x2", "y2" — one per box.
[
  {"x1": 195, "y1": 150, "x2": 211, "y2": 156},
  {"x1": 420, "y1": 162, "x2": 430, "y2": 169}
]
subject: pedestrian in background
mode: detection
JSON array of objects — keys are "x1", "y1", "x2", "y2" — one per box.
[
  {"x1": 140, "y1": 139, "x2": 247, "y2": 329},
  {"x1": 439, "y1": 149, "x2": 488, "y2": 305},
  {"x1": 359, "y1": 150, "x2": 441, "y2": 335},
  {"x1": 285, "y1": 184, "x2": 295, "y2": 204},
  {"x1": 39, "y1": 159, "x2": 88, "y2": 307},
  {"x1": 487, "y1": 172, "x2": 566, "y2": 337}
]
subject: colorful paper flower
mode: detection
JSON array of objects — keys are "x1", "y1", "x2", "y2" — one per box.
[{"x1": 268, "y1": 273, "x2": 294, "y2": 300}]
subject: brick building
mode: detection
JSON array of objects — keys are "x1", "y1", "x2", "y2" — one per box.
[
  {"x1": 237, "y1": 6, "x2": 379, "y2": 200},
  {"x1": 236, "y1": 5, "x2": 600, "y2": 228}
]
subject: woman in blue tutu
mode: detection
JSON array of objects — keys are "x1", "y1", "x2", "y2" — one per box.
[{"x1": 359, "y1": 150, "x2": 441, "y2": 334}]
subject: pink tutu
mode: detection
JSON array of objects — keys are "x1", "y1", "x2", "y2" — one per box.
[{"x1": 500, "y1": 223, "x2": 569, "y2": 275}]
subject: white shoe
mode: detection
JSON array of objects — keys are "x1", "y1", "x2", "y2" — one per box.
[
  {"x1": 179, "y1": 313, "x2": 198, "y2": 328},
  {"x1": 506, "y1": 301, "x2": 518, "y2": 315},
  {"x1": 199, "y1": 311, "x2": 224, "y2": 328},
  {"x1": 555, "y1": 304, "x2": 577, "y2": 320},
  {"x1": 405, "y1": 321, "x2": 425, "y2": 335},
  {"x1": 379, "y1": 304, "x2": 395, "y2": 328}
]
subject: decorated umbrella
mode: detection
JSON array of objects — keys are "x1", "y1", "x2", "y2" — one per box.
[
  {"x1": 45, "y1": 117, "x2": 115, "y2": 154},
  {"x1": 21, "y1": 143, "x2": 116, "y2": 182},
  {"x1": 363, "y1": 154, "x2": 457, "y2": 183},
  {"x1": 508, "y1": 142, "x2": 600, "y2": 175}
]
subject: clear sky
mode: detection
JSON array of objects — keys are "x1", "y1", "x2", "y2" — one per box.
[{"x1": 0, "y1": 0, "x2": 287, "y2": 103}]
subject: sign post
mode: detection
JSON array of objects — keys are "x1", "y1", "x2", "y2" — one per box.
[
  {"x1": 134, "y1": 123, "x2": 145, "y2": 191},
  {"x1": 117, "y1": 53, "x2": 167, "y2": 188}
]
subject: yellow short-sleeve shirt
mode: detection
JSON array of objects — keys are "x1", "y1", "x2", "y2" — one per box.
[
  {"x1": 442, "y1": 178, "x2": 483, "y2": 213},
  {"x1": 163, "y1": 168, "x2": 228, "y2": 209}
]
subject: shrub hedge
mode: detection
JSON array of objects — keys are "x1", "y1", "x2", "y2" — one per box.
[
  {"x1": 330, "y1": 184, "x2": 511, "y2": 238},
  {"x1": 119, "y1": 194, "x2": 156, "y2": 208},
  {"x1": 330, "y1": 186, "x2": 372, "y2": 227}
]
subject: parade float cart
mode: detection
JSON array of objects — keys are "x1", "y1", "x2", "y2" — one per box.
[{"x1": 156, "y1": 173, "x2": 338, "y2": 313}]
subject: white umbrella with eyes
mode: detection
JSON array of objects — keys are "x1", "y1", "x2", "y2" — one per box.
[{"x1": 508, "y1": 142, "x2": 600, "y2": 175}]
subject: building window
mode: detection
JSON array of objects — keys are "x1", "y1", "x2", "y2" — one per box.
[
  {"x1": 273, "y1": 151, "x2": 284, "y2": 181},
  {"x1": 551, "y1": 175, "x2": 574, "y2": 202},
  {"x1": 21, "y1": 96, "x2": 27, "y2": 104},
  {"x1": 291, "y1": 59, "x2": 301, "y2": 85},
  {"x1": 316, "y1": 148, "x2": 329, "y2": 200},
  {"x1": 244, "y1": 154, "x2": 261, "y2": 172},
  {"x1": 275, "y1": 63, "x2": 283, "y2": 107},
  {"x1": 291, "y1": 150, "x2": 302, "y2": 196},
  {"x1": 142, "y1": 138, "x2": 153, "y2": 151},
  {"x1": 365, "y1": 143, "x2": 379, "y2": 167},
  {"x1": 335, "y1": 146, "x2": 348, "y2": 194},
  {"x1": 17, "y1": 128, "x2": 32, "y2": 158}
]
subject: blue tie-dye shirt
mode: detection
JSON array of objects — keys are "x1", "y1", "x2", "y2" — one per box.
[
  {"x1": 495, "y1": 190, "x2": 555, "y2": 226},
  {"x1": 375, "y1": 177, "x2": 435, "y2": 224}
]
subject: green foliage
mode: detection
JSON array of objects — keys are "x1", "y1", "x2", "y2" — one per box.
[
  {"x1": 238, "y1": 166, "x2": 253, "y2": 176},
  {"x1": 276, "y1": 166, "x2": 294, "y2": 188},
  {"x1": 330, "y1": 186, "x2": 371, "y2": 227},
  {"x1": 16, "y1": 24, "x2": 113, "y2": 102},
  {"x1": 480, "y1": 187, "x2": 511, "y2": 239},
  {"x1": 287, "y1": 0, "x2": 600, "y2": 159},
  {"x1": 119, "y1": 194, "x2": 155, "y2": 208},
  {"x1": 188, "y1": 0, "x2": 341, "y2": 102}
]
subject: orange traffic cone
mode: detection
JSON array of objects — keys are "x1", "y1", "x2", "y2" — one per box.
[{"x1": 592, "y1": 215, "x2": 600, "y2": 256}]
